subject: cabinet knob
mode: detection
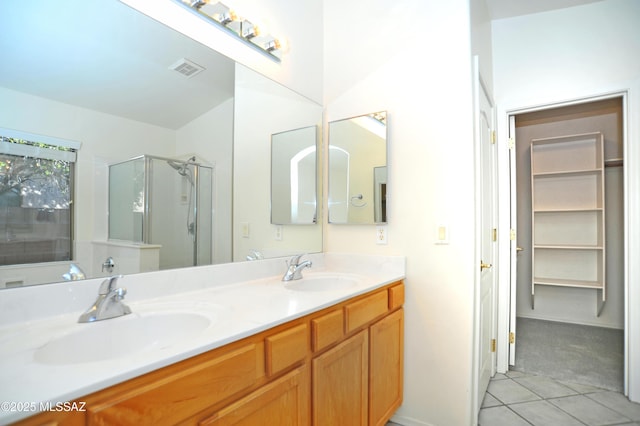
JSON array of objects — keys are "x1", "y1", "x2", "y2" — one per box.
[{"x1": 480, "y1": 261, "x2": 492, "y2": 271}]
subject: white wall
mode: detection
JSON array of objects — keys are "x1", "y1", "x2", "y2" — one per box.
[
  {"x1": 324, "y1": 0, "x2": 478, "y2": 424},
  {"x1": 492, "y1": 0, "x2": 640, "y2": 401}
]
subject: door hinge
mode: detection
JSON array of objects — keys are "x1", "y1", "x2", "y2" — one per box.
[
  {"x1": 508, "y1": 137, "x2": 515, "y2": 149},
  {"x1": 509, "y1": 332, "x2": 515, "y2": 344},
  {"x1": 510, "y1": 229, "x2": 516, "y2": 241},
  {"x1": 492, "y1": 228, "x2": 497, "y2": 242},
  {"x1": 491, "y1": 130, "x2": 496, "y2": 144},
  {"x1": 491, "y1": 339, "x2": 496, "y2": 352}
]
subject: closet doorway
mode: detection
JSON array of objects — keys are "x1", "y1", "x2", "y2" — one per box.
[{"x1": 510, "y1": 97, "x2": 625, "y2": 392}]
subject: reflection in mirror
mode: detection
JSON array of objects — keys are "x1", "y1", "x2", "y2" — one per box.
[
  {"x1": 271, "y1": 126, "x2": 318, "y2": 225},
  {"x1": 328, "y1": 111, "x2": 388, "y2": 224},
  {"x1": 0, "y1": 1, "x2": 322, "y2": 288},
  {"x1": 108, "y1": 155, "x2": 214, "y2": 271},
  {"x1": 234, "y1": 65, "x2": 322, "y2": 261}
]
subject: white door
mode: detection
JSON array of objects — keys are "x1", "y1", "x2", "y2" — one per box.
[
  {"x1": 508, "y1": 115, "x2": 518, "y2": 365},
  {"x1": 473, "y1": 58, "x2": 497, "y2": 415}
]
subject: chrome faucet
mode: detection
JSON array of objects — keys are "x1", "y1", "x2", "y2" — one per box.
[
  {"x1": 78, "y1": 275, "x2": 131, "y2": 323},
  {"x1": 282, "y1": 254, "x2": 312, "y2": 281}
]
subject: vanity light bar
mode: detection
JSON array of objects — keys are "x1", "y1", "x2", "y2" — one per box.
[{"x1": 177, "y1": 0, "x2": 283, "y2": 62}]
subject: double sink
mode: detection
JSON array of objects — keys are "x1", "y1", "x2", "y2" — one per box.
[{"x1": 33, "y1": 273, "x2": 362, "y2": 365}]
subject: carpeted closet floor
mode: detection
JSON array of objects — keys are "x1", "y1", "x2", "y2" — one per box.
[{"x1": 512, "y1": 317, "x2": 624, "y2": 392}]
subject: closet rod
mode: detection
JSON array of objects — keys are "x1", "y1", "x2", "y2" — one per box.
[{"x1": 605, "y1": 158, "x2": 623, "y2": 168}]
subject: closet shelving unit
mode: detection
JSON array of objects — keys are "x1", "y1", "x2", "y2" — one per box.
[{"x1": 530, "y1": 132, "x2": 606, "y2": 316}]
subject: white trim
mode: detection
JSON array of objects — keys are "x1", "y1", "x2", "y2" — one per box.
[
  {"x1": 0, "y1": 127, "x2": 81, "y2": 151},
  {"x1": 0, "y1": 141, "x2": 76, "y2": 163}
]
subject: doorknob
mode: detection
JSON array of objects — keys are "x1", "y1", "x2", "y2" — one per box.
[
  {"x1": 480, "y1": 261, "x2": 492, "y2": 271},
  {"x1": 516, "y1": 246, "x2": 524, "y2": 253}
]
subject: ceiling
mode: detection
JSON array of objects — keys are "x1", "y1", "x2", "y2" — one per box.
[
  {"x1": 485, "y1": 0, "x2": 606, "y2": 20},
  {"x1": 0, "y1": 0, "x2": 607, "y2": 130},
  {"x1": 0, "y1": 0, "x2": 235, "y2": 130}
]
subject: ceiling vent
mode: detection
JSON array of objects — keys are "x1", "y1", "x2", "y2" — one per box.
[{"x1": 169, "y1": 58, "x2": 205, "y2": 79}]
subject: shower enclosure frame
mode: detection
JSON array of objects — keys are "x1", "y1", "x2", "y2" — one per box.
[{"x1": 108, "y1": 154, "x2": 213, "y2": 268}]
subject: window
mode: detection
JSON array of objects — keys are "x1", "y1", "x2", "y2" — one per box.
[{"x1": 0, "y1": 129, "x2": 80, "y2": 266}]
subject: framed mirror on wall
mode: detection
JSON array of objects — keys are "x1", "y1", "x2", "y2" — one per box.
[
  {"x1": 271, "y1": 126, "x2": 318, "y2": 225},
  {"x1": 328, "y1": 111, "x2": 388, "y2": 225},
  {"x1": 0, "y1": 1, "x2": 322, "y2": 288}
]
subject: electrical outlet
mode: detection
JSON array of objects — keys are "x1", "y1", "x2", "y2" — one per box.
[
  {"x1": 376, "y1": 225, "x2": 388, "y2": 245},
  {"x1": 275, "y1": 225, "x2": 283, "y2": 241}
]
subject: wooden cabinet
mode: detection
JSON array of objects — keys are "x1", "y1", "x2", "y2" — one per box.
[
  {"x1": 312, "y1": 330, "x2": 369, "y2": 426},
  {"x1": 87, "y1": 342, "x2": 265, "y2": 425},
  {"x1": 200, "y1": 365, "x2": 309, "y2": 426},
  {"x1": 312, "y1": 284, "x2": 404, "y2": 426},
  {"x1": 530, "y1": 132, "x2": 606, "y2": 315},
  {"x1": 14, "y1": 281, "x2": 404, "y2": 426},
  {"x1": 369, "y1": 309, "x2": 404, "y2": 426},
  {"x1": 265, "y1": 323, "x2": 309, "y2": 377}
]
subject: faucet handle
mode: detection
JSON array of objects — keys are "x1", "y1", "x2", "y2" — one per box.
[
  {"x1": 113, "y1": 287, "x2": 127, "y2": 300},
  {"x1": 288, "y1": 253, "x2": 306, "y2": 266},
  {"x1": 98, "y1": 275, "x2": 123, "y2": 295}
]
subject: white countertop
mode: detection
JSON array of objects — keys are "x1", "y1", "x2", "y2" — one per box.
[{"x1": 0, "y1": 253, "x2": 405, "y2": 423}]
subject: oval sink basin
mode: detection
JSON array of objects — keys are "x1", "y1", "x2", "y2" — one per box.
[
  {"x1": 284, "y1": 274, "x2": 361, "y2": 292},
  {"x1": 34, "y1": 311, "x2": 212, "y2": 365}
]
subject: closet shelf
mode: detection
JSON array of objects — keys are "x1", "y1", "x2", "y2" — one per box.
[
  {"x1": 532, "y1": 168, "x2": 603, "y2": 178},
  {"x1": 533, "y1": 277, "x2": 603, "y2": 289},
  {"x1": 533, "y1": 208, "x2": 603, "y2": 213},
  {"x1": 530, "y1": 131, "x2": 605, "y2": 316},
  {"x1": 534, "y1": 244, "x2": 603, "y2": 250}
]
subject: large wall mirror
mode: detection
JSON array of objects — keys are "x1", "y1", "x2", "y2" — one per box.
[
  {"x1": 0, "y1": 0, "x2": 322, "y2": 288},
  {"x1": 328, "y1": 111, "x2": 388, "y2": 224}
]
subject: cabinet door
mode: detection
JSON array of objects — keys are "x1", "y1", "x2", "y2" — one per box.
[
  {"x1": 200, "y1": 366, "x2": 310, "y2": 426},
  {"x1": 312, "y1": 329, "x2": 368, "y2": 426},
  {"x1": 369, "y1": 309, "x2": 404, "y2": 426}
]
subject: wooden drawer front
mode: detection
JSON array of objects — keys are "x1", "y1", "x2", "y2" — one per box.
[
  {"x1": 199, "y1": 365, "x2": 310, "y2": 426},
  {"x1": 13, "y1": 409, "x2": 85, "y2": 426},
  {"x1": 88, "y1": 343, "x2": 264, "y2": 426},
  {"x1": 344, "y1": 290, "x2": 388, "y2": 334},
  {"x1": 388, "y1": 283, "x2": 405, "y2": 310},
  {"x1": 265, "y1": 323, "x2": 309, "y2": 377},
  {"x1": 311, "y1": 309, "x2": 344, "y2": 352}
]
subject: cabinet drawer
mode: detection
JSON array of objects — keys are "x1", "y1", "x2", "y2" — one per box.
[
  {"x1": 88, "y1": 343, "x2": 264, "y2": 425},
  {"x1": 344, "y1": 290, "x2": 388, "y2": 333},
  {"x1": 388, "y1": 283, "x2": 405, "y2": 310},
  {"x1": 311, "y1": 309, "x2": 344, "y2": 352},
  {"x1": 199, "y1": 365, "x2": 310, "y2": 426},
  {"x1": 265, "y1": 323, "x2": 309, "y2": 376}
]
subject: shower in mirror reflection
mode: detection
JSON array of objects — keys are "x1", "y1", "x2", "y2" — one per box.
[
  {"x1": 167, "y1": 156, "x2": 197, "y2": 237},
  {"x1": 108, "y1": 155, "x2": 214, "y2": 270}
]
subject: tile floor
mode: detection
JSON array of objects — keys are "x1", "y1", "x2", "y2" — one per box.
[{"x1": 479, "y1": 370, "x2": 640, "y2": 425}]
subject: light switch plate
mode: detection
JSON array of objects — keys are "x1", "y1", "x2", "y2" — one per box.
[
  {"x1": 240, "y1": 222, "x2": 250, "y2": 238},
  {"x1": 435, "y1": 224, "x2": 449, "y2": 244}
]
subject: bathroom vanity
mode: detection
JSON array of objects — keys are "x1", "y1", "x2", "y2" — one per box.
[{"x1": 0, "y1": 254, "x2": 405, "y2": 426}]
